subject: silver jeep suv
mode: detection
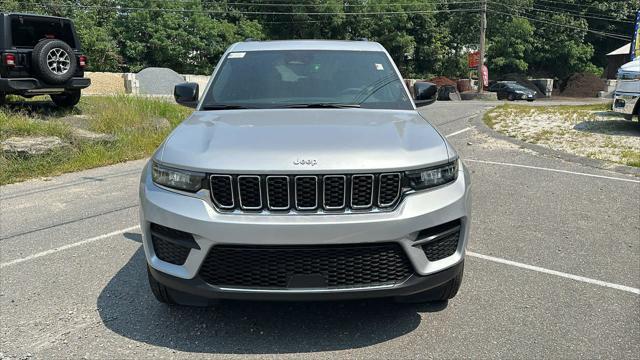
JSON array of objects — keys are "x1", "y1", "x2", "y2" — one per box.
[{"x1": 140, "y1": 40, "x2": 471, "y2": 305}]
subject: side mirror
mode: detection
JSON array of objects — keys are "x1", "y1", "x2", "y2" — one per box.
[
  {"x1": 174, "y1": 82, "x2": 199, "y2": 108},
  {"x1": 413, "y1": 82, "x2": 438, "y2": 107}
]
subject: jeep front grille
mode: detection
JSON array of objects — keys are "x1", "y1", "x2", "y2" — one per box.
[{"x1": 209, "y1": 173, "x2": 402, "y2": 213}]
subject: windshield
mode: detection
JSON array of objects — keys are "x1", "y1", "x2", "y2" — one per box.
[{"x1": 202, "y1": 50, "x2": 412, "y2": 110}]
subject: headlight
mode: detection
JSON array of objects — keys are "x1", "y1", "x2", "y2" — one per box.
[
  {"x1": 405, "y1": 161, "x2": 458, "y2": 190},
  {"x1": 152, "y1": 162, "x2": 205, "y2": 192}
]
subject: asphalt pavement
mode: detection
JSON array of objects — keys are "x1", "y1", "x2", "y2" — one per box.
[{"x1": 1, "y1": 99, "x2": 638, "y2": 359}]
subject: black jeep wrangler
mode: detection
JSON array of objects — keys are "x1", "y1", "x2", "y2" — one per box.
[{"x1": 0, "y1": 13, "x2": 91, "y2": 107}]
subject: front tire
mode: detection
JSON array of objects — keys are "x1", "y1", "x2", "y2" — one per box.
[
  {"x1": 507, "y1": 93, "x2": 515, "y2": 101},
  {"x1": 395, "y1": 262, "x2": 464, "y2": 303},
  {"x1": 51, "y1": 90, "x2": 81, "y2": 108},
  {"x1": 147, "y1": 265, "x2": 218, "y2": 306}
]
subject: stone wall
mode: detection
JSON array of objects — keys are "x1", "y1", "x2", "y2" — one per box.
[{"x1": 83, "y1": 70, "x2": 211, "y2": 97}]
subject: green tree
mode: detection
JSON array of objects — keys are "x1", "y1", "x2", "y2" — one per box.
[
  {"x1": 114, "y1": 0, "x2": 264, "y2": 74},
  {"x1": 487, "y1": 17, "x2": 534, "y2": 76}
]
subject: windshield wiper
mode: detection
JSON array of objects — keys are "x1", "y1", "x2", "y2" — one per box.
[
  {"x1": 201, "y1": 104, "x2": 254, "y2": 110},
  {"x1": 279, "y1": 103, "x2": 361, "y2": 109}
]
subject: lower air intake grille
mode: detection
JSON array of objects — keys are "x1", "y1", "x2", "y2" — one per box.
[
  {"x1": 150, "y1": 224, "x2": 193, "y2": 265},
  {"x1": 421, "y1": 227, "x2": 460, "y2": 261},
  {"x1": 198, "y1": 243, "x2": 413, "y2": 289}
]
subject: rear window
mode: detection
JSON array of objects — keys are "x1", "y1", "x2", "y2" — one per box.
[{"x1": 10, "y1": 16, "x2": 76, "y2": 48}]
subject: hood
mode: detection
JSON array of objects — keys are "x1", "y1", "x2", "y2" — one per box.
[
  {"x1": 620, "y1": 59, "x2": 640, "y2": 72},
  {"x1": 157, "y1": 109, "x2": 451, "y2": 173}
]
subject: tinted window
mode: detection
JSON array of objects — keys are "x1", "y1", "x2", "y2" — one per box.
[
  {"x1": 202, "y1": 50, "x2": 412, "y2": 110},
  {"x1": 10, "y1": 17, "x2": 76, "y2": 48}
]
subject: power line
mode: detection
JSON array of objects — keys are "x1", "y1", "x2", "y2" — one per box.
[
  {"x1": 487, "y1": 8, "x2": 632, "y2": 41},
  {"x1": 487, "y1": 1, "x2": 635, "y2": 24},
  {"x1": 534, "y1": 0, "x2": 634, "y2": 13},
  {"x1": 0, "y1": 2, "x2": 483, "y2": 15},
  {"x1": 142, "y1": 0, "x2": 479, "y2": 5},
  {"x1": 531, "y1": 2, "x2": 635, "y2": 22},
  {"x1": 141, "y1": 0, "x2": 477, "y2": 5}
]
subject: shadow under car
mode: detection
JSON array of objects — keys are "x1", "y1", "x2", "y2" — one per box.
[{"x1": 97, "y1": 239, "x2": 448, "y2": 354}]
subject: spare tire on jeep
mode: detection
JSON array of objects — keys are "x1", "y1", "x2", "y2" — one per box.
[{"x1": 31, "y1": 39, "x2": 77, "y2": 84}]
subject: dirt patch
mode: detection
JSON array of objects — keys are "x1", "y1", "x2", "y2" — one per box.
[
  {"x1": 429, "y1": 76, "x2": 457, "y2": 87},
  {"x1": 485, "y1": 104, "x2": 640, "y2": 167},
  {"x1": 560, "y1": 73, "x2": 606, "y2": 98},
  {"x1": 83, "y1": 72, "x2": 126, "y2": 95}
]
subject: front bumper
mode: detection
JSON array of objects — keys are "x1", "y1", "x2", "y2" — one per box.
[
  {"x1": 613, "y1": 93, "x2": 639, "y2": 116},
  {"x1": 139, "y1": 161, "x2": 472, "y2": 300},
  {"x1": 517, "y1": 92, "x2": 535, "y2": 100},
  {"x1": 149, "y1": 259, "x2": 465, "y2": 301},
  {"x1": 0, "y1": 77, "x2": 91, "y2": 94}
]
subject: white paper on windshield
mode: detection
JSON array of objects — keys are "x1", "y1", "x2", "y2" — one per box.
[
  {"x1": 228, "y1": 52, "x2": 246, "y2": 59},
  {"x1": 375, "y1": 63, "x2": 384, "y2": 70}
]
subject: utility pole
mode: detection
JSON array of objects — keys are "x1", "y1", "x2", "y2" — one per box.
[{"x1": 477, "y1": 0, "x2": 487, "y2": 93}]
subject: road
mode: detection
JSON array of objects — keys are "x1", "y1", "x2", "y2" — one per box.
[{"x1": 1, "y1": 100, "x2": 639, "y2": 359}]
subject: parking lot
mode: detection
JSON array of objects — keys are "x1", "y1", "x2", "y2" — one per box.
[{"x1": 1, "y1": 100, "x2": 638, "y2": 359}]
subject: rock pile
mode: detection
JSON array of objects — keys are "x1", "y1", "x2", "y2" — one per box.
[{"x1": 560, "y1": 73, "x2": 606, "y2": 98}]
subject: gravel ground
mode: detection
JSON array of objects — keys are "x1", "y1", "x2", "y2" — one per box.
[
  {"x1": 0, "y1": 100, "x2": 638, "y2": 359},
  {"x1": 83, "y1": 72, "x2": 126, "y2": 95},
  {"x1": 486, "y1": 104, "x2": 640, "y2": 167}
]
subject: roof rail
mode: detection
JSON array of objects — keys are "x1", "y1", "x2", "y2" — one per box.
[{"x1": 244, "y1": 38, "x2": 258, "y2": 42}]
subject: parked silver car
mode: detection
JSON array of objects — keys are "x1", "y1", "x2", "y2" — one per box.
[{"x1": 140, "y1": 40, "x2": 471, "y2": 305}]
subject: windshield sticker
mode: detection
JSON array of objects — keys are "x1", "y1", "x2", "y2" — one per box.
[
  {"x1": 228, "y1": 52, "x2": 246, "y2": 59},
  {"x1": 375, "y1": 63, "x2": 384, "y2": 71}
]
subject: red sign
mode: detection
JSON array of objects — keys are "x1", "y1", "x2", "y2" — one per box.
[
  {"x1": 468, "y1": 52, "x2": 480, "y2": 68},
  {"x1": 482, "y1": 65, "x2": 489, "y2": 87}
]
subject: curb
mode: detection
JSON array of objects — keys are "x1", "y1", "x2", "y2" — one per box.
[{"x1": 470, "y1": 111, "x2": 640, "y2": 178}]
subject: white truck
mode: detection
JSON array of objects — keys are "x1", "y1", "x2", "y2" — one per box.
[{"x1": 613, "y1": 58, "x2": 640, "y2": 120}]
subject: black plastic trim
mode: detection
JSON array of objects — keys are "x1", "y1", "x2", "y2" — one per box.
[{"x1": 148, "y1": 260, "x2": 464, "y2": 301}]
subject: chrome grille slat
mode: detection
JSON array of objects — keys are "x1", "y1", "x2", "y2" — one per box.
[
  {"x1": 266, "y1": 176, "x2": 290, "y2": 210},
  {"x1": 294, "y1": 176, "x2": 318, "y2": 210},
  {"x1": 351, "y1": 174, "x2": 375, "y2": 209},
  {"x1": 209, "y1": 173, "x2": 401, "y2": 213},
  {"x1": 378, "y1": 173, "x2": 401, "y2": 207},
  {"x1": 237, "y1": 175, "x2": 262, "y2": 210},
  {"x1": 323, "y1": 175, "x2": 346, "y2": 210},
  {"x1": 210, "y1": 175, "x2": 235, "y2": 209}
]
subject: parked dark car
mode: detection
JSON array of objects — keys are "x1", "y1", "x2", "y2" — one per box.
[
  {"x1": 488, "y1": 81, "x2": 536, "y2": 101},
  {"x1": 0, "y1": 13, "x2": 91, "y2": 107}
]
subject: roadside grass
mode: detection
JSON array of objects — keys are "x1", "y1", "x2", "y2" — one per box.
[
  {"x1": 483, "y1": 103, "x2": 640, "y2": 168},
  {"x1": 0, "y1": 96, "x2": 192, "y2": 185}
]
